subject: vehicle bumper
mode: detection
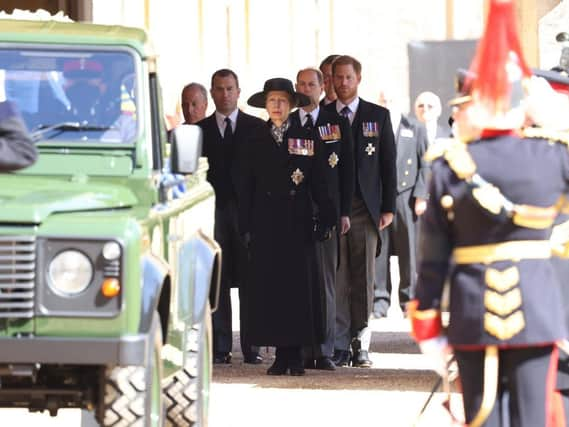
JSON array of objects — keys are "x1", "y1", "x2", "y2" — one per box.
[{"x1": 0, "y1": 334, "x2": 147, "y2": 366}]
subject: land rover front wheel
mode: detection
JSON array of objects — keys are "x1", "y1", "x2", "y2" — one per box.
[
  {"x1": 100, "y1": 312, "x2": 164, "y2": 427},
  {"x1": 163, "y1": 304, "x2": 212, "y2": 427}
]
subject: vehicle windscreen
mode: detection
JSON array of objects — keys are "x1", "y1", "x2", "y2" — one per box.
[{"x1": 0, "y1": 47, "x2": 139, "y2": 143}]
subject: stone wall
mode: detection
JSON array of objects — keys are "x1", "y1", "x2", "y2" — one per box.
[{"x1": 91, "y1": 0, "x2": 488, "y2": 118}]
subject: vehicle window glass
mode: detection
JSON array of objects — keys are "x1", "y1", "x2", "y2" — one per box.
[{"x1": 0, "y1": 48, "x2": 138, "y2": 143}]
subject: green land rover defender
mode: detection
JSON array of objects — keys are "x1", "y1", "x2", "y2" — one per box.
[{"x1": 0, "y1": 19, "x2": 221, "y2": 427}]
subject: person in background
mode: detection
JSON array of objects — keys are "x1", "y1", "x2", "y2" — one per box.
[
  {"x1": 319, "y1": 54, "x2": 340, "y2": 107},
  {"x1": 0, "y1": 100, "x2": 37, "y2": 171},
  {"x1": 181, "y1": 82, "x2": 208, "y2": 124},
  {"x1": 413, "y1": 91, "x2": 450, "y2": 145},
  {"x1": 197, "y1": 69, "x2": 265, "y2": 365},
  {"x1": 324, "y1": 55, "x2": 397, "y2": 368},
  {"x1": 292, "y1": 67, "x2": 355, "y2": 371},
  {"x1": 239, "y1": 77, "x2": 336, "y2": 376},
  {"x1": 374, "y1": 89, "x2": 429, "y2": 318}
]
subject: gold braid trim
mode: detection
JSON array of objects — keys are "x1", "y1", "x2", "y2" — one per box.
[
  {"x1": 522, "y1": 126, "x2": 569, "y2": 146},
  {"x1": 468, "y1": 346, "x2": 499, "y2": 427}
]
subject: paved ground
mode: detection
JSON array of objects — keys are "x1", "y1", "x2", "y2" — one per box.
[
  {"x1": 0, "y1": 257, "x2": 464, "y2": 426},
  {"x1": 208, "y1": 314, "x2": 463, "y2": 427}
]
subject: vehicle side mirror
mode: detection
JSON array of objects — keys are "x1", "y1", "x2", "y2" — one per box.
[{"x1": 171, "y1": 124, "x2": 203, "y2": 174}]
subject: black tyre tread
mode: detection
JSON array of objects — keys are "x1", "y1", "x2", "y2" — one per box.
[
  {"x1": 163, "y1": 324, "x2": 200, "y2": 427},
  {"x1": 103, "y1": 366, "x2": 146, "y2": 427}
]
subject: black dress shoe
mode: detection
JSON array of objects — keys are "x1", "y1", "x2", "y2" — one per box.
[
  {"x1": 243, "y1": 353, "x2": 263, "y2": 364},
  {"x1": 303, "y1": 359, "x2": 316, "y2": 369},
  {"x1": 213, "y1": 352, "x2": 232, "y2": 364},
  {"x1": 352, "y1": 350, "x2": 372, "y2": 368},
  {"x1": 288, "y1": 361, "x2": 306, "y2": 376},
  {"x1": 267, "y1": 359, "x2": 288, "y2": 375},
  {"x1": 332, "y1": 349, "x2": 351, "y2": 367},
  {"x1": 289, "y1": 366, "x2": 305, "y2": 376},
  {"x1": 314, "y1": 356, "x2": 336, "y2": 371}
]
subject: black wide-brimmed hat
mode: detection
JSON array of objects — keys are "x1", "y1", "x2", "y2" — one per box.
[{"x1": 247, "y1": 77, "x2": 310, "y2": 108}]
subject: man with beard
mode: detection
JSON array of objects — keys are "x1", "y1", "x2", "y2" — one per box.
[{"x1": 324, "y1": 55, "x2": 397, "y2": 367}]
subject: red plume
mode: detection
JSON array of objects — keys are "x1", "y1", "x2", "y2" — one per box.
[{"x1": 467, "y1": 0, "x2": 532, "y2": 129}]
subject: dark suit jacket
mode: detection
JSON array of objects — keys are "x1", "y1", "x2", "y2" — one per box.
[
  {"x1": 290, "y1": 108, "x2": 355, "y2": 220},
  {"x1": 394, "y1": 115, "x2": 429, "y2": 199},
  {"x1": 197, "y1": 110, "x2": 264, "y2": 207},
  {"x1": 324, "y1": 98, "x2": 397, "y2": 225},
  {"x1": 0, "y1": 101, "x2": 37, "y2": 171}
]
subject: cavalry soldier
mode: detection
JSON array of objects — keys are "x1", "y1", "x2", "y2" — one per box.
[{"x1": 410, "y1": 1, "x2": 569, "y2": 425}]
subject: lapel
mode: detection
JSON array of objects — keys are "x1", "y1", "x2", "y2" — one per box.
[
  {"x1": 206, "y1": 113, "x2": 223, "y2": 143},
  {"x1": 397, "y1": 114, "x2": 410, "y2": 141}
]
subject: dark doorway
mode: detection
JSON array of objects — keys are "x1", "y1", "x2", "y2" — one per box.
[{"x1": 408, "y1": 40, "x2": 477, "y2": 125}]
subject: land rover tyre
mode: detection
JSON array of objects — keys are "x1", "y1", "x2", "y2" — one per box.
[
  {"x1": 100, "y1": 312, "x2": 164, "y2": 427},
  {"x1": 163, "y1": 304, "x2": 212, "y2": 427}
]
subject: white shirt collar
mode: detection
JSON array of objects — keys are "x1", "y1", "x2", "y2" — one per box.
[
  {"x1": 336, "y1": 97, "x2": 359, "y2": 123},
  {"x1": 215, "y1": 109, "x2": 239, "y2": 136},
  {"x1": 299, "y1": 106, "x2": 320, "y2": 126}
]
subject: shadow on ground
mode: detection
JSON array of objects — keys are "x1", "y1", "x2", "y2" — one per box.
[{"x1": 212, "y1": 330, "x2": 452, "y2": 392}]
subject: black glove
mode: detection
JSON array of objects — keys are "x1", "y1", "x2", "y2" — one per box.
[{"x1": 241, "y1": 232, "x2": 252, "y2": 249}]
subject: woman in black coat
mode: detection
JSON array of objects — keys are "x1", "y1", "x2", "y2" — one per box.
[{"x1": 238, "y1": 78, "x2": 336, "y2": 375}]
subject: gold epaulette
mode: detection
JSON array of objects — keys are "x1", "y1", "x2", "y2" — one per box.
[
  {"x1": 424, "y1": 138, "x2": 477, "y2": 180},
  {"x1": 522, "y1": 127, "x2": 569, "y2": 146}
]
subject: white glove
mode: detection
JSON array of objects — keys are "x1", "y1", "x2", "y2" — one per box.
[{"x1": 419, "y1": 335, "x2": 450, "y2": 377}]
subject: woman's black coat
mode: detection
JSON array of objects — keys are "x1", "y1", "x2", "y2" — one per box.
[{"x1": 237, "y1": 120, "x2": 336, "y2": 346}]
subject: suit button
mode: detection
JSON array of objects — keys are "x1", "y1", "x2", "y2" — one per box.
[
  {"x1": 404, "y1": 170, "x2": 409, "y2": 175},
  {"x1": 289, "y1": 190, "x2": 296, "y2": 196},
  {"x1": 266, "y1": 191, "x2": 272, "y2": 196},
  {"x1": 401, "y1": 181, "x2": 407, "y2": 187},
  {"x1": 407, "y1": 159, "x2": 412, "y2": 165}
]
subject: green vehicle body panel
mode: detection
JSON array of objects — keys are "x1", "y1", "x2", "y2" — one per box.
[
  {"x1": 0, "y1": 20, "x2": 150, "y2": 57},
  {"x1": 0, "y1": 18, "x2": 219, "y2": 408}
]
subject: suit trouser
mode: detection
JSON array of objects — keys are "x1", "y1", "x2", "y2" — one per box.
[
  {"x1": 304, "y1": 232, "x2": 338, "y2": 359},
  {"x1": 335, "y1": 197, "x2": 378, "y2": 351},
  {"x1": 212, "y1": 202, "x2": 258, "y2": 356},
  {"x1": 374, "y1": 190, "x2": 418, "y2": 314},
  {"x1": 455, "y1": 346, "x2": 555, "y2": 427}
]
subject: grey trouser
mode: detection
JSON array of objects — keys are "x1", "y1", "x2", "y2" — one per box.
[
  {"x1": 304, "y1": 232, "x2": 338, "y2": 359},
  {"x1": 335, "y1": 197, "x2": 378, "y2": 351},
  {"x1": 374, "y1": 190, "x2": 418, "y2": 313}
]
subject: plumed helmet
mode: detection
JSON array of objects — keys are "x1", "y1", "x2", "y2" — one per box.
[{"x1": 466, "y1": 0, "x2": 532, "y2": 130}]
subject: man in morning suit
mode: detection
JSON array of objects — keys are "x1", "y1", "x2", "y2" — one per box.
[
  {"x1": 197, "y1": 69, "x2": 264, "y2": 364},
  {"x1": 324, "y1": 55, "x2": 397, "y2": 367},
  {"x1": 374, "y1": 92, "x2": 430, "y2": 317},
  {"x1": 292, "y1": 67, "x2": 355, "y2": 370}
]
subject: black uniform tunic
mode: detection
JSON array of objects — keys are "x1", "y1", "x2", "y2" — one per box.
[
  {"x1": 237, "y1": 120, "x2": 335, "y2": 347},
  {"x1": 417, "y1": 134, "x2": 569, "y2": 347}
]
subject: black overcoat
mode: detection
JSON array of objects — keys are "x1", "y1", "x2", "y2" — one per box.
[{"x1": 237, "y1": 120, "x2": 336, "y2": 346}]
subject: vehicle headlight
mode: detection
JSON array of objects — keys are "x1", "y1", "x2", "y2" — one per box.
[{"x1": 48, "y1": 250, "x2": 93, "y2": 296}]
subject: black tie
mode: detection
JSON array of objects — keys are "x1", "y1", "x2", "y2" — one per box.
[
  {"x1": 223, "y1": 117, "x2": 233, "y2": 141},
  {"x1": 340, "y1": 106, "x2": 351, "y2": 119},
  {"x1": 304, "y1": 113, "x2": 314, "y2": 129}
]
